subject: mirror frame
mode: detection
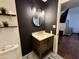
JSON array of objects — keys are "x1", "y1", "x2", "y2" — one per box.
[{"x1": 32, "y1": 15, "x2": 41, "y2": 27}]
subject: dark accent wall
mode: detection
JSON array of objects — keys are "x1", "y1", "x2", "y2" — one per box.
[
  {"x1": 45, "y1": 0, "x2": 58, "y2": 34},
  {"x1": 15, "y1": 0, "x2": 58, "y2": 56},
  {"x1": 15, "y1": 0, "x2": 45, "y2": 56}
]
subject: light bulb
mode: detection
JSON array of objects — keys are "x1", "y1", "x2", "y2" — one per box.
[
  {"x1": 41, "y1": 10, "x2": 45, "y2": 16},
  {"x1": 53, "y1": 25, "x2": 56, "y2": 28},
  {"x1": 33, "y1": 7, "x2": 36, "y2": 13},
  {"x1": 42, "y1": 0, "x2": 47, "y2": 2}
]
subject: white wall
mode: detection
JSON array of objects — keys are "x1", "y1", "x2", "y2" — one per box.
[
  {"x1": 53, "y1": 0, "x2": 61, "y2": 54},
  {"x1": 0, "y1": 0, "x2": 22, "y2": 59},
  {"x1": 0, "y1": 0, "x2": 16, "y2": 14},
  {"x1": 60, "y1": 7, "x2": 79, "y2": 33},
  {"x1": 59, "y1": 23, "x2": 65, "y2": 31},
  {"x1": 67, "y1": 7, "x2": 79, "y2": 33}
]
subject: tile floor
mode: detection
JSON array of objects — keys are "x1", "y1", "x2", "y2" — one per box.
[{"x1": 23, "y1": 51, "x2": 63, "y2": 59}]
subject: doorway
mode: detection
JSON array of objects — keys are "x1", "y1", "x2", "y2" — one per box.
[{"x1": 58, "y1": 5, "x2": 79, "y2": 59}]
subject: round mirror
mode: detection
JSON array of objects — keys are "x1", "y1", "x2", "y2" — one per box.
[{"x1": 33, "y1": 15, "x2": 41, "y2": 27}]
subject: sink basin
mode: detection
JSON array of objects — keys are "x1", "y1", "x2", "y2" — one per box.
[{"x1": 32, "y1": 31, "x2": 54, "y2": 41}]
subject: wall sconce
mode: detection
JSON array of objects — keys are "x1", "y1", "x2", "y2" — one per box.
[
  {"x1": 53, "y1": 25, "x2": 56, "y2": 28},
  {"x1": 32, "y1": 7, "x2": 45, "y2": 16},
  {"x1": 41, "y1": 10, "x2": 45, "y2": 16},
  {"x1": 33, "y1": 7, "x2": 36, "y2": 13},
  {"x1": 42, "y1": 0, "x2": 47, "y2": 2}
]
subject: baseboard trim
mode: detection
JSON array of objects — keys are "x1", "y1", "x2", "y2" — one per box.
[
  {"x1": 22, "y1": 51, "x2": 33, "y2": 59},
  {"x1": 22, "y1": 51, "x2": 64, "y2": 59}
]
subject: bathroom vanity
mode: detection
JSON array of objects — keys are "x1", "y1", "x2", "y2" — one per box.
[{"x1": 32, "y1": 31, "x2": 54, "y2": 58}]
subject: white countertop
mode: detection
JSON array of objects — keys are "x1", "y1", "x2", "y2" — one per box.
[{"x1": 32, "y1": 31, "x2": 54, "y2": 41}]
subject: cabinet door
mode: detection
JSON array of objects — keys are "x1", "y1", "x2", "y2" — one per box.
[
  {"x1": 32, "y1": 37, "x2": 40, "y2": 50},
  {"x1": 39, "y1": 39, "x2": 48, "y2": 53},
  {"x1": 48, "y1": 37, "x2": 53, "y2": 49}
]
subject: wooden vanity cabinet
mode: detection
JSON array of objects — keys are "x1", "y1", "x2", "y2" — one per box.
[{"x1": 32, "y1": 36, "x2": 53, "y2": 58}]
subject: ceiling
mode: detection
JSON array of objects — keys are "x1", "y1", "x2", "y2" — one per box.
[{"x1": 61, "y1": 0, "x2": 79, "y2": 11}]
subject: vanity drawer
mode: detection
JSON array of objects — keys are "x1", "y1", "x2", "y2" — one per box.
[
  {"x1": 32, "y1": 35, "x2": 54, "y2": 58},
  {"x1": 32, "y1": 37, "x2": 48, "y2": 53}
]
